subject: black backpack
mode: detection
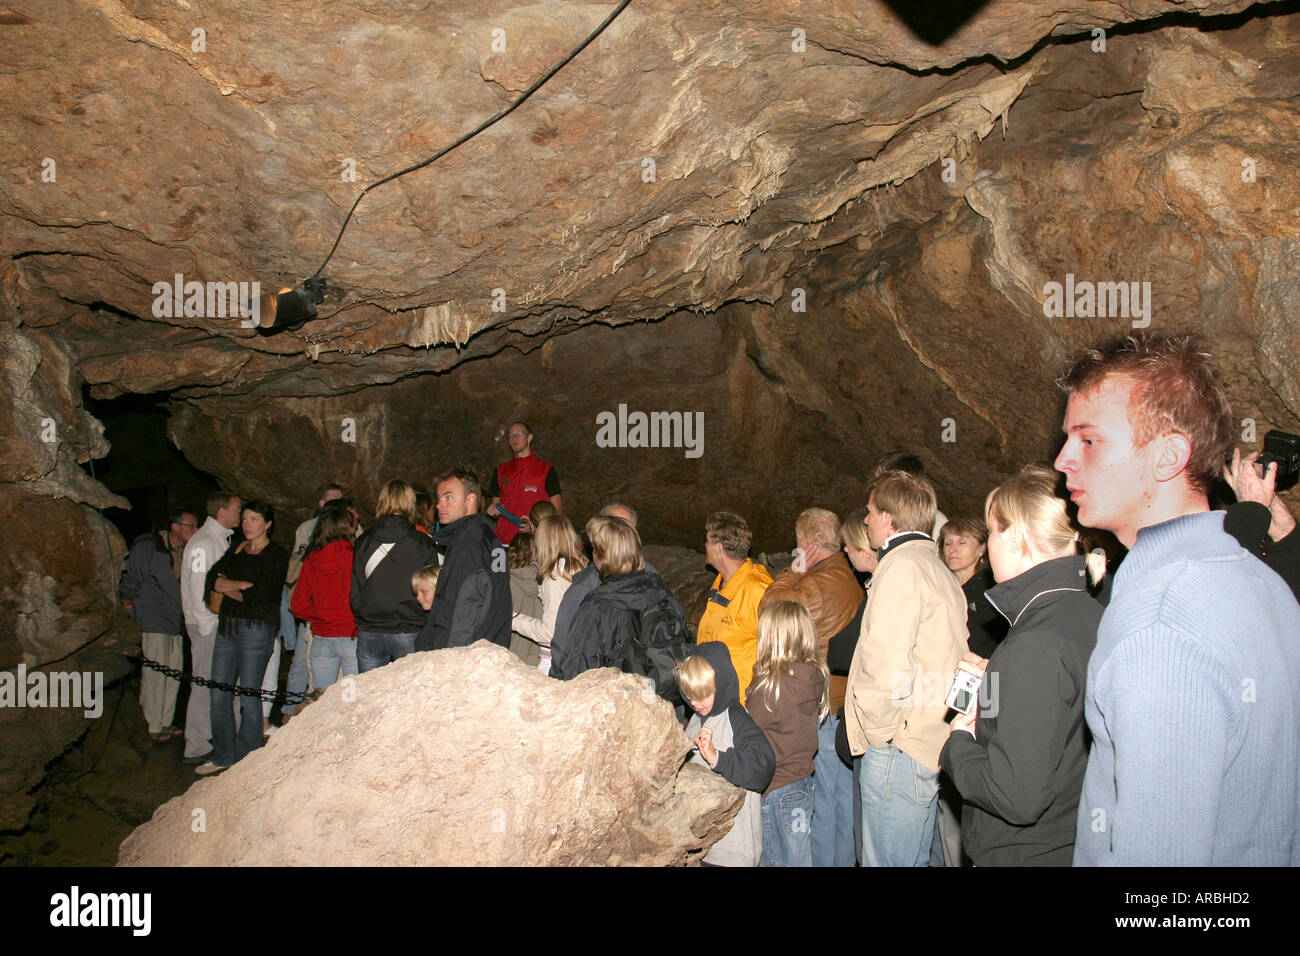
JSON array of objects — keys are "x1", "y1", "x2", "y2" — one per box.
[{"x1": 621, "y1": 590, "x2": 693, "y2": 705}]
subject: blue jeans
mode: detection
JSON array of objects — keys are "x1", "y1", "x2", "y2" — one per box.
[
  {"x1": 856, "y1": 745, "x2": 940, "y2": 867},
  {"x1": 760, "y1": 776, "x2": 815, "y2": 867},
  {"x1": 812, "y1": 714, "x2": 856, "y2": 867},
  {"x1": 210, "y1": 619, "x2": 274, "y2": 767},
  {"x1": 357, "y1": 631, "x2": 417, "y2": 673},
  {"x1": 279, "y1": 586, "x2": 297, "y2": 651},
  {"x1": 311, "y1": 636, "x2": 358, "y2": 689}
]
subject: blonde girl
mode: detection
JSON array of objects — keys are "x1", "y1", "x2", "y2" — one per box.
[
  {"x1": 511, "y1": 515, "x2": 588, "y2": 675},
  {"x1": 747, "y1": 600, "x2": 828, "y2": 867}
]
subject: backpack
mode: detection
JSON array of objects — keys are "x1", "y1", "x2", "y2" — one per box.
[{"x1": 621, "y1": 590, "x2": 693, "y2": 705}]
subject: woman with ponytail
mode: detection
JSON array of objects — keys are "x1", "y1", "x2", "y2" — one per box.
[{"x1": 939, "y1": 465, "x2": 1104, "y2": 866}]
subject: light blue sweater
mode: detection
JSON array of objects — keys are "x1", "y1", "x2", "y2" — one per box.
[{"x1": 1074, "y1": 511, "x2": 1300, "y2": 866}]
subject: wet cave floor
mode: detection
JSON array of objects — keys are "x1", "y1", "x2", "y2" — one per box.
[{"x1": 0, "y1": 654, "x2": 296, "y2": 867}]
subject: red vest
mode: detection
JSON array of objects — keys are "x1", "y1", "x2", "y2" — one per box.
[{"x1": 494, "y1": 453, "x2": 553, "y2": 543}]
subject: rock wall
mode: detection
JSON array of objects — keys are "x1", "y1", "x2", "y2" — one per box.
[
  {"x1": 0, "y1": 281, "x2": 135, "y2": 827},
  {"x1": 119, "y1": 643, "x2": 743, "y2": 866}
]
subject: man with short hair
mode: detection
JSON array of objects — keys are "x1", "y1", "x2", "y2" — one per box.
[
  {"x1": 122, "y1": 508, "x2": 197, "y2": 741},
  {"x1": 1056, "y1": 333, "x2": 1300, "y2": 865},
  {"x1": 696, "y1": 511, "x2": 772, "y2": 705},
  {"x1": 180, "y1": 491, "x2": 241, "y2": 763},
  {"x1": 844, "y1": 472, "x2": 967, "y2": 867},
  {"x1": 416, "y1": 467, "x2": 511, "y2": 651},
  {"x1": 486, "y1": 421, "x2": 563, "y2": 544},
  {"x1": 872, "y1": 452, "x2": 949, "y2": 539},
  {"x1": 281, "y1": 482, "x2": 345, "y2": 720},
  {"x1": 760, "y1": 507, "x2": 863, "y2": 867}
]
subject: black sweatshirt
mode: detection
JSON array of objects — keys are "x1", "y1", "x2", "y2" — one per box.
[
  {"x1": 417, "y1": 513, "x2": 511, "y2": 651},
  {"x1": 940, "y1": 555, "x2": 1101, "y2": 866},
  {"x1": 962, "y1": 565, "x2": 1010, "y2": 658},
  {"x1": 351, "y1": 515, "x2": 438, "y2": 634},
  {"x1": 686, "y1": 641, "x2": 775, "y2": 793},
  {"x1": 205, "y1": 540, "x2": 290, "y2": 629},
  {"x1": 1224, "y1": 501, "x2": 1300, "y2": 604}
]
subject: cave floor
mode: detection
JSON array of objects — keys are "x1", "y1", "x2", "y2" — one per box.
[{"x1": 0, "y1": 656, "x2": 293, "y2": 867}]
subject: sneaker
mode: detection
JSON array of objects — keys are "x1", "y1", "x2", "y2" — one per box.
[
  {"x1": 182, "y1": 751, "x2": 213, "y2": 765},
  {"x1": 194, "y1": 761, "x2": 227, "y2": 776},
  {"x1": 264, "y1": 724, "x2": 278, "y2": 737}
]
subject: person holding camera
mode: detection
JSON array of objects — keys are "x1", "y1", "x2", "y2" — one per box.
[
  {"x1": 1223, "y1": 445, "x2": 1300, "y2": 603},
  {"x1": 940, "y1": 467, "x2": 1105, "y2": 866}
]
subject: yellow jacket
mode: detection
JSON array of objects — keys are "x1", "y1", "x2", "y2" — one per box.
[
  {"x1": 844, "y1": 538, "x2": 968, "y2": 772},
  {"x1": 696, "y1": 558, "x2": 773, "y2": 704}
]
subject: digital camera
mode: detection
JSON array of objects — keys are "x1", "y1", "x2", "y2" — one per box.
[{"x1": 1258, "y1": 430, "x2": 1299, "y2": 491}]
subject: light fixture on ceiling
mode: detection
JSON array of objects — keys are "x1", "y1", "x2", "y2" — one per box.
[{"x1": 257, "y1": 277, "x2": 327, "y2": 335}]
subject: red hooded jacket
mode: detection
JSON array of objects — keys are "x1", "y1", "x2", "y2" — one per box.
[{"x1": 290, "y1": 539, "x2": 358, "y2": 638}]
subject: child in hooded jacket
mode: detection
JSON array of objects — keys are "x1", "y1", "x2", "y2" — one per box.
[
  {"x1": 679, "y1": 641, "x2": 775, "y2": 866},
  {"x1": 746, "y1": 600, "x2": 828, "y2": 867}
]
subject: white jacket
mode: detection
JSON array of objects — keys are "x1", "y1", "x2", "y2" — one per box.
[
  {"x1": 180, "y1": 516, "x2": 232, "y2": 639},
  {"x1": 512, "y1": 558, "x2": 575, "y2": 648}
]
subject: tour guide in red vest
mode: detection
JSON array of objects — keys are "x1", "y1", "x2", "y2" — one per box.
[{"x1": 486, "y1": 421, "x2": 564, "y2": 544}]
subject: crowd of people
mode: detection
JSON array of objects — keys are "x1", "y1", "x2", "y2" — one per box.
[{"x1": 118, "y1": 335, "x2": 1300, "y2": 866}]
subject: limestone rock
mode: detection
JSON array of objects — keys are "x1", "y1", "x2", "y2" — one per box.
[{"x1": 118, "y1": 643, "x2": 743, "y2": 866}]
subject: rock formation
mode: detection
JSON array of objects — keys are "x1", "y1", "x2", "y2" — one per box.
[{"x1": 118, "y1": 643, "x2": 742, "y2": 866}]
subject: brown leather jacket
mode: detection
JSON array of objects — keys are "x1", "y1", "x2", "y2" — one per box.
[{"x1": 761, "y1": 551, "x2": 863, "y2": 712}]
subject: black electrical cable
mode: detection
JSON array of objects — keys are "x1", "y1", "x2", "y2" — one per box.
[{"x1": 310, "y1": 0, "x2": 634, "y2": 280}]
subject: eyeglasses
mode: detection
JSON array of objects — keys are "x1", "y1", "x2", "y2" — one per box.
[{"x1": 176, "y1": 523, "x2": 198, "y2": 529}]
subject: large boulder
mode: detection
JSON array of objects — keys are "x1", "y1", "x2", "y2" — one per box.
[{"x1": 118, "y1": 643, "x2": 743, "y2": 865}]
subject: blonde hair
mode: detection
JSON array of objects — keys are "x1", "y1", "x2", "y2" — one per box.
[
  {"x1": 529, "y1": 500, "x2": 558, "y2": 526},
  {"x1": 586, "y1": 515, "x2": 644, "y2": 577},
  {"x1": 674, "y1": 654, "x2": 716, "y2": 703},
  {"x1": 376, "y1": 479, "x2": 418, "y2": 524},
  {"x1": 750, "y1": 601, "x2": 830, "y2": 721},
  {"x1": 535, "y1": 515, "x2": 588, "y2": 584},
  {"x1": 985, "y1": 465, "x2": 1106, "y2": 586},
  {"x1": 868, "y1": 470, "x2": 936, "y2": 535},
  {"x1": 840, "y1": 506, "x2": 871, "y2": 552},
  {"x1": 795, "y1": 508, "x2": 841, "y2": 553},
  {"x1": 411, "y1": 564, "x2": 440, "y2": 590}
]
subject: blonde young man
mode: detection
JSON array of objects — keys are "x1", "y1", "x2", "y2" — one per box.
[{"x1": 1057, "y1": 333, "x2": 1300, "y2": 865}]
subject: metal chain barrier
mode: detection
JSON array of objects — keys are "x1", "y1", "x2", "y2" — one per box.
[{"x1": 137, "y1": 655, "x2": 309, "y2": 706}]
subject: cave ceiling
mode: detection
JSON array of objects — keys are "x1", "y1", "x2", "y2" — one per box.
[{"x1": 2, "y1": 0, "x2": 1298, "y2": 547}]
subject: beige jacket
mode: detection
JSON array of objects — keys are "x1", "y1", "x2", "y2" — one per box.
[{"x1": 844, "y1": 537, "x2": 968, "y2": 772}]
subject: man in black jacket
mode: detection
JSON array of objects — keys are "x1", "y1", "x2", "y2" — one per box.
[
  {"x1": 1224, "y1": 448, "x2": 1300, "y2": 603},
  {"x1": 417, "y1": 467, "x2": 511, "y2": 651},
  {"x1": 121, "y1": 508, "x2": 197, "y2": 741}
]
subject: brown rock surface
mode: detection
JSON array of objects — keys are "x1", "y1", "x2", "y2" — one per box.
[{"x1": 118, "y1": 642, "x2": 742, "y2": 866}]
